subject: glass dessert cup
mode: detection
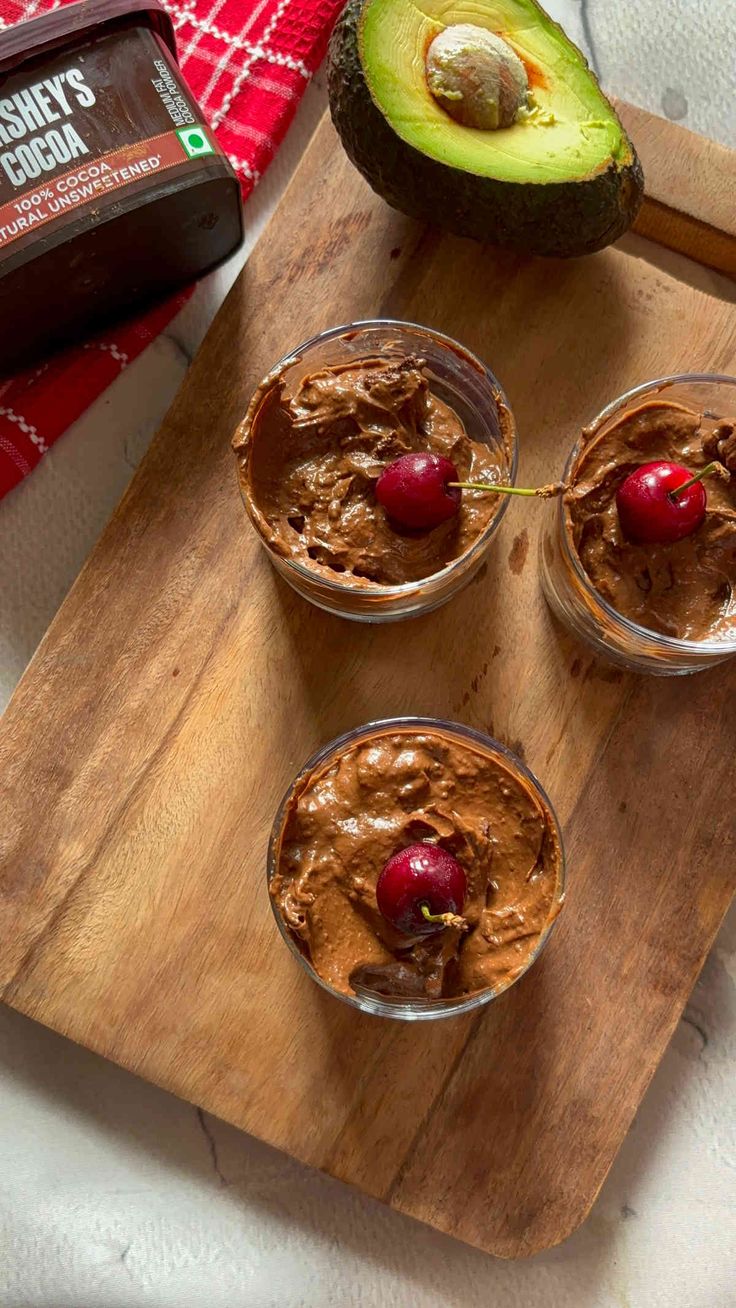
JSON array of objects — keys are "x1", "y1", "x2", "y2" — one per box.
[
  {"x1": 540, "y1": 374, "x2": 736, "y2": 675},
  {"x1": 267, "y1": 718, "x2": 566, "y2": 1022},
  {"x1": 234, "y1": 320, "x2": 518, "y2": 622}
]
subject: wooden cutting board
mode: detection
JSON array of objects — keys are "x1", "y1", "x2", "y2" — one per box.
[{"x1": 2, "y1": 105, "x2": 736, "y2": 1260}]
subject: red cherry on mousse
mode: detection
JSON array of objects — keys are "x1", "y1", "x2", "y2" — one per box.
[
  {"x1": 376, "y1": 843, "x2": 467, "y2": 936},
  {"x1": 375, "y1": 452, "x2": 460, "y2": 530},
  {"x1": 376, "y1": 454, "x2": 564, "y2": 531},
  {"x1": 616, "y1": 461, "x2": 711, "y2": 545}
]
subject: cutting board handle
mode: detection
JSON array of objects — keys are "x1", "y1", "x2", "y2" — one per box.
[{"x1": 615, "y1": 101, "x2": 736, "y2": 278}]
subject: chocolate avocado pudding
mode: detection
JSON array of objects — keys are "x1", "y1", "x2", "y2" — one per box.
[
  {"x1": 234, "y1": 353, "x2": 504, "y2": 587},
  {"x1": 270, "y1": 726, "x2": 563, "y2": 1002},
  {"x1": 565, "y1": 400, "x2": 736, "y2": 641}
]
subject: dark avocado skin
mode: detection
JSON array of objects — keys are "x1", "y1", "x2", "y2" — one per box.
[{"x1": 328, "y1": 0, "x2": 644, "y2": 257}]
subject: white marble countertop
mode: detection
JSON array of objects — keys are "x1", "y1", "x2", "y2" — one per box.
[{"x1": 1, "y1": 2, "x2": 735, "y2": 1304}]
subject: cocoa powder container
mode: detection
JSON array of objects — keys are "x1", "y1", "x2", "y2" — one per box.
[{"x1": 0, "y1": 0, "x2": 243, "y2": 373}]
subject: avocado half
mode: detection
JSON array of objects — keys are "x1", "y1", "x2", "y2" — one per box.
[{"x1": 328, "y1": 0, "x2": 644, "y2": 257}]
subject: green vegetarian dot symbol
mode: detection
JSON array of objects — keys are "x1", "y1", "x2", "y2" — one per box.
[{"x1": 178, "y1": 126, "x2": 215, "y2": 158}]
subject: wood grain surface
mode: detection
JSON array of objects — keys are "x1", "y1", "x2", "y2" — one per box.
[
  {"x1": 1, "y1": 110, "x2": 736, "y2": 1259},
  {"x1": 617, "y1": 99, "x2": 736, "y2": 276}
]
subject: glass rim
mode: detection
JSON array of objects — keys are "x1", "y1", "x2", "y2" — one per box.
[
  {"x1": 557, "y1": 371, "x2": 736, "y2": 655},
  {"x1": 267, "y1": 716, "x2": 566, "y2": 1021},
  {"x1": 239, "y1": 318, "x2": 519, "y2": 600}
]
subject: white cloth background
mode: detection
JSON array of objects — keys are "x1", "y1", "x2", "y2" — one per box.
[{"x1": 2, "y1": 2, "x2": 735, "y2": 1304}]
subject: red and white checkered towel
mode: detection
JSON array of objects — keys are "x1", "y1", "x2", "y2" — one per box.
[{"x1": 0, "y1": 0, "x2": 343, "y2": 498}]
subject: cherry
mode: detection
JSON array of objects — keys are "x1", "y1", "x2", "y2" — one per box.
[
  {"x1": 615, "y1": 461, "x2": 718, "y2": 545},
  {"x1": 376, "y1": 843, "x2": 467, "y2": 936},
  {"x1": 375, "y1": 452, "x2": 460, "y2": 530},
  {"x1": 375, "y1": 452, "x2": 565, "y2": 530}
]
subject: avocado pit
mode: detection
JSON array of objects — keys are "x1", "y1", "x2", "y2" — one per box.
[{"x1": 426, "y1": 24, "x2": 529, "y2": 130}]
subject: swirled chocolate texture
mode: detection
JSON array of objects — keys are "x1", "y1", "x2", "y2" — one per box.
[
  {"x1": 565, "y1": 400, "x2": 736, "y2": 640},
  {"x1": 271, "y1": 728, "x2": 563, "y2": 1001},
  {"x1": 237, "y1": 354, "x2": 503, "y2": 586}
]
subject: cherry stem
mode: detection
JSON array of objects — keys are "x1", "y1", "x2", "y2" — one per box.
[
  {"x1": 448, "y1": 481, "x2": 564, "y2": 500},
  {"x1": 669, "y1": 461, "x2": 721, "y2": 501},
  {"x1": 420, "y1": 903, "x2": 467, "y2": 930}
]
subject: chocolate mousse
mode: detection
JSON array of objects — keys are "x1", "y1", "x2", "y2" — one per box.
[
  {"x1": 565, "y1": 400, "x2": 736, "y2": 641},
  {"x1": 233, "y1": 353, "x2": 505, "y2": 586},
  {"x1": 271, "y1": 727, "x2": 563, "y2": 1001}
]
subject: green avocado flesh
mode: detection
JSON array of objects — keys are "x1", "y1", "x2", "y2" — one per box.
[
  {"x1": 364, "y1": 0, "x2": 627, "y2": 182},
  {"x1": 328, "y1": 0, "x2": 644, "y2": 256}
]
